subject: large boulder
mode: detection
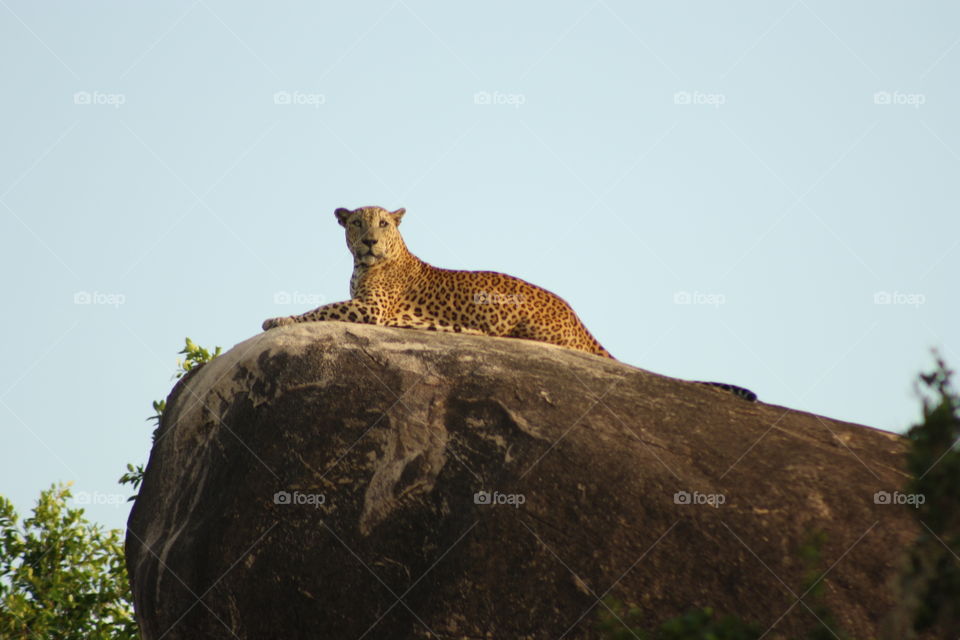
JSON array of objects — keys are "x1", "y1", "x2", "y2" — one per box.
[{"x1": 126, "y1": 322, "x2": 923, "y2": 639}]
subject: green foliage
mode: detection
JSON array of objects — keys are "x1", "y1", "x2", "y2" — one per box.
[
  {"x1": 0, "y1": 484, "x2": 137, "y2": 640},
  {"x1": 905, "y1": 353, "x2": 959, "y2": 533},
  {"x1": 0, "y1": 338, "x2": 223, "y2": 637},
  {"x1": 596, "y1": 597, "x2": 647, "y2": 640},
  {"x1": 118, "y1": 338, "x2": 221, "y2": 499},
  {"x1": 891, "y1": 352, "x2": 960, "y2": 636},
  {"x1": 146, "y1": 400, "x2": 164, "y2": 430},
  {"x1": 116, "y1": 465, "x2": 144, "y2": 502},
  {"x1": 656, "y1": 608, "x2": 760, "y2": 640},
  {"x1": 596, "y1": 596, "x2": 760, "y2": 639},
  {"x1": 176, "y1": 338, "x2": 222, "y2": 379}
]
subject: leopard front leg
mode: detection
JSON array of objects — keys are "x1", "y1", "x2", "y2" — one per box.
[
  {"x1": 383, "y1": 314, "x2": 487, "y2": 336},
  {"x1": 262, "y1": 299, "x2": 382, "y2": 331}
]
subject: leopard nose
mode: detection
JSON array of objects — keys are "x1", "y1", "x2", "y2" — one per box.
[{"x1": 362, "y1": 238, "x2": 378, "y2": 247}]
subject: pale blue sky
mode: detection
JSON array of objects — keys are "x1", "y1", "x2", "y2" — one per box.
[{"x1": 1, "y1": 1, "x2": 958, "y2": 532}]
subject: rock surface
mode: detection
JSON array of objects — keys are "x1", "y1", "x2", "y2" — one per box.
[{"x1": 127, "y1": 322, "x2": 923, "y2": 639}]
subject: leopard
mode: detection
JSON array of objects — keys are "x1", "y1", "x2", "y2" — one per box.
[{"x1": 262, "y1": 206, "x2": 756, "y2": 402}]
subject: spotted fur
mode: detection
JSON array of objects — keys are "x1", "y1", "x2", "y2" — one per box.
[{"x1": 263, "y1": 206, "x2": 757, "y2": 401}]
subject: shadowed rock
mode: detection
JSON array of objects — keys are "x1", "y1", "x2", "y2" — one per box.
[{"x1": 127, "y1": 322, "x2": 923, "y2": 639}]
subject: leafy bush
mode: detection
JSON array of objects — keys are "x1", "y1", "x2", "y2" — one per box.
[
  {"x1": 175, "y1": 338, "x2": 222, "y2": 378},
  {"x1": 0, "y1": 484, "x2": 137, "y2": 640},
  {"x1": 118, "y1": 337, "x2": 221, "y2": 498},
  {"x1": 887, "y1": 353, "x2": 960, "y2": 637},
  {"x1": 1, "y1": 338, "x2": 221, "y2": 639}
]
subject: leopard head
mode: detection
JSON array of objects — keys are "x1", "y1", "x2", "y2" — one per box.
[{"x1": 335, "y1": 206, "x2": 408, "y2": 267}]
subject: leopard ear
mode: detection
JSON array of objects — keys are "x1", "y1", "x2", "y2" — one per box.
[
  {"x1": 391, "y1": 208, "x2": 406, "y2": 225},
  {"x1": 335, "y1": 208, "x2": 353, "y2": 227}
]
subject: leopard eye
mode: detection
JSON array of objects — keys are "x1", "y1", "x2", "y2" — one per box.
[
  {"x1": 379, "y1": 220, "x2": 389, "y2": 228},
  {"x1": 352, "y1": 220, "x2": 362, "y2": 227}
]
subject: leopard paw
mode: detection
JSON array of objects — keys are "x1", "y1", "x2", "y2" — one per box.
[{"x1": 262, "y1": 316, "x2": 295, "y2": 331}]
